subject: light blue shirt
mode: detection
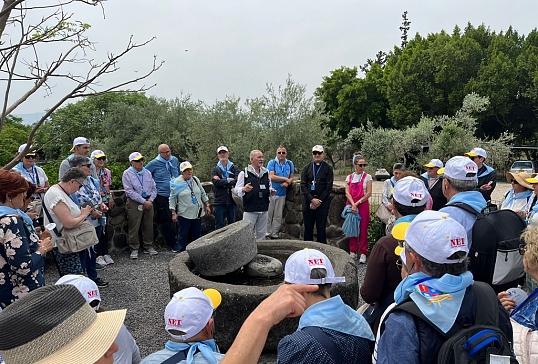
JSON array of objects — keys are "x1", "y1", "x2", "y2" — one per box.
[
  {"x1": 146, "y1": 155, "x2": 180, "y2": 196},
  {"x1": 141, "y1": 340, "x2": 224, "y2": 364},
  {"x1": 267, "y1": 158, "x2": 294, "y2": 196}
]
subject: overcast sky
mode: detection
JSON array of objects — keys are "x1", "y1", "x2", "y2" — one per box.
[{"x1": 11, "y1": 0, "x2": 538, "y2": 115}]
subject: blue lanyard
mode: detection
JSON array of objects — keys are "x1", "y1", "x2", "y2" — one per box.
[
  {"x1": 312, "y1": 162, "x2": 323, "y2": 182},
  {"x1": 135, "y1": 173, "x2": 144, "y2": 188},
  {"x1": 23, "y1": 166, "x2": 36, "y2": 184}
]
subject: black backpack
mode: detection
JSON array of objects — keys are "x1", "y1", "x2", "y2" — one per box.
[
  {"x1": 387, "y1": 282, "x2": 517, "y2": 364},
  {"x1": 450, "y1": 202, "x2": 526, "y2": 290}
]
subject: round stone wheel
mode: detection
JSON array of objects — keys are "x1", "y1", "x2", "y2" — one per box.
[
  {"x1": 186, "y1": 220, "x2": 257, "y2": 276},
  {"x1": 245, "y1": 254, "x2": 283, "y2": 278}
]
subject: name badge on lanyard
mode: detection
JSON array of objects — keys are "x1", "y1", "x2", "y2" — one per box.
[
  {"x1": 188, "y1": 180, "x2": 197, "y2": 204},
  {"x1": 312, "y1": 162, "x2": 323, "y2": 191}
]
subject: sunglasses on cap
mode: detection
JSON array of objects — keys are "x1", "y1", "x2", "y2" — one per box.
[
  {"x1": 312, "y1": 151, "x2": 323, "y2": 155},
  {"x1": 24, "y1": 155, "x2": 36, "y2": 159}
]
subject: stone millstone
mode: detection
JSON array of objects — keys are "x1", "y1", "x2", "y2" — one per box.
[
  {"x1": 186, "y1": 220, "x2": 257, "y2": 276},
  {"x1": 245, "y1": 254, "x2": 283, "y2": 278}
]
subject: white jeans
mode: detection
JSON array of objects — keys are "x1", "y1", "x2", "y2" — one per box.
[
  {"x1": 267, "y1": 195, "x2": 286, "y2": 236},
  {"x1": 242, "y1": 211, "x2": 269, "y2": 240}
]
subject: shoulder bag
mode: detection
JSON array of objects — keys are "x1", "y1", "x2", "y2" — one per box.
[{"x1": 42, "y1": 191, "x2": 99, "y2": 254}]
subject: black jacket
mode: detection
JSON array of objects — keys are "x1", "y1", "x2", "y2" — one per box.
[
  {"x1": 211, "y1": 163, "x2": 241, "y2": 205},
  {"x1": 300, "y1": 162, "x2": 334, "y2": 203},
  {"x1": 419, "y1": 176, "x2": 447, "y2": 211}
]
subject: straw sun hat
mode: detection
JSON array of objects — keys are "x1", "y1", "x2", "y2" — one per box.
[
  {"x1": 506, "y1": 171, "x2": 533, "y2": 190},
  {"x1": 0, "y1": 285, "x2": 125, "y2": 364}
]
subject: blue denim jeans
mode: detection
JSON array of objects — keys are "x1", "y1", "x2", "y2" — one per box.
[
  {"x1": 213, "y1": 204, "x2": 238, "y2": 230},
  {"x1": 79, "y1": 225, "x2": 102, "y2": 280},
  {"x1": 176, "y1": 216, "x2": 202, "y2": 252}
]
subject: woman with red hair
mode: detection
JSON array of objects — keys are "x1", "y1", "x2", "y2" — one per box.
[{"x1": 0, "y1": 170, "x2": 53, "y2": 308}]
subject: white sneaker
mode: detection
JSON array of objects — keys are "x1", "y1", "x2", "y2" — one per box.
[
  {"x1": 359, "y1": 254, "x2": 367, "y2": 264},
  {"x1": 350, "y1": 252, "x2": 357, "y2": 260},
  {"x1": 130, "y1": 250, "x2": 139, "y2": 259},
  {"x1": 103, "y1": 255, "x2": 114, "y2": 265},
  {"x1": 96, "y1": 256, "x2": 107, "y2": 266}
]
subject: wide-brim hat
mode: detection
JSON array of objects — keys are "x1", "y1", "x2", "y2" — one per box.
[
  {"x1": 506, "y1": 171, "x2": 533, "y2": 190},
  {"x1": 0, "y1": 285, "x2": 125, "y2": 364}
]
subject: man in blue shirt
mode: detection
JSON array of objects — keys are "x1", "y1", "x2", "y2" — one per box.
[
  {"x1": 145, "y1": 144, "x2": 179, "y2": 251},
  {"x1": 141, "y1": 287, "x2": 224, "y2": 364},
  {"x1": 266, "y1": 146, "x2": 294, "y2": 239}
]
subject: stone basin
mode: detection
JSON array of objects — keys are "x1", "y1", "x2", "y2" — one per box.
[{"x1": 168, "y1": 239, "x2": 358, "y2": 352}]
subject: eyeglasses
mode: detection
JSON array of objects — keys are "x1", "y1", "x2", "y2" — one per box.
[
  {"x1": 73, "y1": 180, "x2": 84, "y2": 190},
  {"x1": 95, "y1": 157, "x2": 106, "y2": 161},
  {"x1": 355, "y1": 163, "x2": 367, "y2": 167},
  {"x1": 218, "y1": 150, "x2": 228, "y2": 154},
  {"x1": 277, "y1": 151, "x2": 287, "y2": 155},
  {"x1": 511, "y1": 180, "x2": 520, "y2": 185},
  {"x1": 159, "y1": 150, "x2": 171, "y2": 154},
  {"x1": 81, "y1": 163, "x2": 91, "y2": 168},
  {"x1": 312, "y1": 151, "x2": 322, "y2": 156},
  {"x1": 24, "y1": 155, "x2": 36, "y2": 159},
  {"x1": 519, "y1": 244, "x2": 527, "y2": 255}
]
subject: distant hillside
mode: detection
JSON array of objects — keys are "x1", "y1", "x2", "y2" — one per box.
[{"x1": 13, "y1": 113, "x2": 45, "y2": 125}]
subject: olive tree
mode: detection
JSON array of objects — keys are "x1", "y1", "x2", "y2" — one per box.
[{"x1": 1, "y1": 0, "x2": 162, "y2": 169}]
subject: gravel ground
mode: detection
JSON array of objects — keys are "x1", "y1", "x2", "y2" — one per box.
[{"x1": 44, "y1": 248, "x2": 368, "y2": 363}]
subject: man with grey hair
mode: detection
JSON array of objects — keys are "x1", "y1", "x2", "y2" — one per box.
[
  {"x1": 235, "y1": 150, "x2": 276, "y2": 240},
  {"x1": 439, "y1": 156, "x2": 487, "y2": 248},
  {"x1": 59, "y1": 137, "x2": 97, "y2": 180}
]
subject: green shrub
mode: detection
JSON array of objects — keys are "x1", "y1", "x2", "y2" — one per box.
[
  {"x1": 40, "y1": 160, "x2": 61, "y2": 183},
  {"x1": 106, "y1": 162, "x2": 130, "y2": 190}
]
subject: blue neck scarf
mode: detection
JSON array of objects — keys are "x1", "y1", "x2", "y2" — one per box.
[
  {"x1": 394, "y1": 271, "x2": 474, "y2": 333},
  {"x1": 503, "y1": 188, "x2": 532, "y2": 209},
  {"x1": 129, "y1": 166, "x2": 146, "y2": 176},
  {"x1": 156, "y1": 154, "x2": 174, "y2": 175},
  {"x1": 217, "y1": 160, "x2": 234, "y2": 178},
  {"x1": 298, "y1": 295, "x2": 374, "y2": 341},
  {"x1": 170, "y1": 176, "x2": 191, "y2": 198},
  {"x1": 164, "y1": 339, "x2": 220, "y2": 364},
  {"x1": 0, "y1": 206, "x2": 34, "y2": 231}
]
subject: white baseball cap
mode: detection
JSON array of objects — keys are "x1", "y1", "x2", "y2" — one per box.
[
  {"x1": 70, "y1": 137, "x2": 91, "y2": 152},
  {"x1": 404, "y1": 210, "x2": 468, "y2": 264},
  {"x1": 284, "y1": 248, "x2": 345, "y2": 285},
  {"x1": 164, "y1": 287, "x2": 221, "y2": 341},
  {"x1": 55, "y1": 275, "x2": 101, "y2": 311},
  {"x1": 180, "y1": 161, "x2": 193, "y2": 172},
  {"x1": 217, "y1": 146, "x2": 229, "y2": 153},
  {"x1": 129, "y1": 152, "x2": 144, "y2": 162},
  {"x1": 437, "y1": 156, "x2": 478, "y2": 181},
  {"x1": 464, "y1": 147, "x2": 487, "y2": 159},
  {"x1": 423, "y1": 159, "x2": 443, "y2": 168},
  {"x1": 312, "y1": 145, "x2": 324, "y2": 153},
  {"x1": 18, "y1": 143, "x2": 36, "y2": 155},
  {"x1": 393, "y1": 176, "x2": 429, "y2": 207},
  {"x1": 90, "y1": 150, "x2": 106, "y2": 159}
]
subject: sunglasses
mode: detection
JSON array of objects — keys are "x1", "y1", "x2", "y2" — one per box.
[
  {"x1": 81, "y1": 163, "x2": 91, "y2": 168},
  {"x1": 312, "y1": 151, "x2": 323, "y2": 155},
  {"x1": 133, "y1": 159, "x2": 144, "y2": 163},
  {"x1": 24, "y1": 155, "x2": 36, "y2": 159},
  {"x1": 519, "y1": 244, "x2": 527, "y2": 255},
  {"x1": 355, "y1": 163, "x2": 367, "y2": 167},
  {"x1": 95, "y1": 157, "x2": 106, "y2": 161},
  {"x1": 73, "y1": 180, "x2": 84, "y2": 190},
  {"x1": 277, "y1": 151, "x2": 287, "y2": 155},
  {"x1": 511, "y1": 180, "x2": 520, "y2": 185}
]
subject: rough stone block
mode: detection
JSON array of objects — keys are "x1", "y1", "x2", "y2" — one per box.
[
  {"x1": 286, "y1": 223, "x2": 301, "y2": 239},
  {"x1": 245, "y1": 254, "x2": 283, "y2": 278},
  {"x1": 109, "y1": 213, "x2": 125, "y2": 226},
  {"x1": 326, "y1": 225, "x2": 343, "y2": 239},
  {"x1": 186, "y1": 220, "x2": 257, "y2": 276}
]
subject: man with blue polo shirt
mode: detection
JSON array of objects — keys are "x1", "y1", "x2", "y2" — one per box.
[
  {"x1": 145, "y1": 144, "x2": 179, "y2": 250},
  {"x1": 266, "y1": 146, "x2": 294, "y2": 239}
]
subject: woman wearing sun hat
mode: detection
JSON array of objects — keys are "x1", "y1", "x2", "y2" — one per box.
[
  {"x1": 169, "y1": 161, "x2": 210, "y2": 252},
  {"x1": 502, "y1": 171, "x2": 533, "y2": 215},
  {"x1": 0, "y1": 284, "x2": 126, "y2": 364}
]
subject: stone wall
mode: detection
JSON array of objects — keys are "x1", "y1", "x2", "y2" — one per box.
[{"x1": 107, "y1": 181, "x2": 350, "y2": 252}]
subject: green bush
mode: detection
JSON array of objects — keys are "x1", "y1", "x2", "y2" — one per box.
[
  {"x1": 40, "y1": 160, "x2": 61, "y2": 183},
  {"x1": 368, "y1": 204, "x2": 383, "y2": 252}
]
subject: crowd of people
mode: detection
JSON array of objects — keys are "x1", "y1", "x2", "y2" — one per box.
[{"x1": 3, "y1": 139, "x2": 538, "y2": 364}]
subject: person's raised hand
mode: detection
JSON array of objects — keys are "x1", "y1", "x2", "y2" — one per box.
[{"x1": 497, "y1": 291, "x2": 517, "y2": 313}]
